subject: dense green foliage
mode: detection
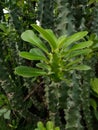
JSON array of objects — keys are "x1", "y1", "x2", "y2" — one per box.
[{"x1": 0, "y1": 0, "x2": 98, "y2": 130}]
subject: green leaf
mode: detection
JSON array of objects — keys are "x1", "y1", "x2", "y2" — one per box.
[
  {"x1": 94, "y1": 110, "x2": 98, "y2": 120},
  {"x1": 91, "y1": 78, "x2": 98, "y2": 94},
  {"x1": 4, "y1": 110, "x2": 11, "y2": 119},
  {"x1": 0, "y1": 24, "x2": 7, "y2": 32},
  {"x1": 36, "y1": 63, "x2": 51, "y2": 71},
  {"x1": 55, "y1": 127, "x2": 60, "y2": 130},
  {"x1": 34, "y1": 129, "x2": 39, "y2": 130},
  {"x1": 71, "y1": 41, "x2": 93, "y2": 51},
  {"x1": 0, "y1": 108, "x2": 7, "y2": 116},
  {"x1": 88, "y1": 0, "x2": 95, "y2": 5},
  {"x1": 57, "y1": 35, "x2": 67, "y2": 49},
  {"x1": 37, "y1": 121, "x2": 46, "y2": 130},
  {"x1": 61, "y1": 31, "x2": 88, "y2": 49},
  {"x1": 66, "y1": 59, "x2": 82, "y2": 68},
  {"x1": 15, "y1": 66, "x2": 47, "y2": 77},
  {"x1": 69, "y1": 65, "x2": 91, "y2": 71},
  {"x1": 19, "y1": 51, "x2": 47, "y2": 61},
  {"x1": 61, "y1": 49, "x2": 92, "y2": 60},
  {"x1": 90, "y1": 98, "x2": 97, "y2": 110},
  {"x1": 46, "y1": 121, "x2": 54, "y2": 130},
  {"x1": 21, "y1": 30, "x2": 48, "y2": 53},
  {"x1": 32, "y1": 24, "x2": 57, "y2": 51},
  {"x1": 92, "y1": 41, "x2": 98, "y2": 49},
  {"x1": 69, "y1": 49, "x2": 92, "y2": 58},
  {"x1": 30, "y1": 48, "x2": 46, "y2": 58}
]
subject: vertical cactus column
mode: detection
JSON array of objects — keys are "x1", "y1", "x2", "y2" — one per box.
[
  {"x1": 44, "y1": 80, "x2": 61, "y2": 127},
  {"x1": 38, "y1": 0, "x2": 54, "y2": 30},
  {"x1": 64, "y1": 73, "x2": 83, "y2": 130},
  {"x1": 55, "y1": 0, "x2": 75, "y2": 36},
  {"x1": 81, "y1": 55, "x2": 97, "y2": 130},
  {"x1": 81, "y1": 71, "x2": 93, "y2": 130},
  {"x1": 91, "y1": 3, "x2": 98, "y2": 35}
]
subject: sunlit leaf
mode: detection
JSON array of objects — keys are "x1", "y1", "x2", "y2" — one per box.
[
  {"x1": 36, "y1": 63, "x2": 51, "y2": 71},
  {"x1": 30, "y1": 48, "x2": 46, "y2": 58},
  {"x1": 37, "y1": 121, "x2": 45, "y2": 130},
  {"x1": 88, "y1": 0, "x2": 95, "y2": 5},
  {"x1": 69, "y1": 65, "x2": 91, "y2": 70},
  {"x1": 57, "y1": 35, "x2": 67, "y2": 49},
  {"x1": 32, "y1": 24, "x2": 57, "y2": 51},
  {"x1": 91, "y1": 78, "x2": 98, "y2": 94},
  {"x1": 46, "y1": 121, "x2": 54, "y2": 130},
  {"x1": 19, "y1": 51, "x2": 47, "y2": 61},
  {"x1": 71, "y1": 41, "x2": 93, "y2": 51},
  {"x1": 69, "y1": 49, "x2": 92, "y2": 58},
  {"x1": 55, "y1": 127, "x2": 60, "y2": 130},
  {"x1": 15, "y1": 66, "x2": 47, "y2": 77},
  {"x1": 21, "y1": 30, "x2": 48, "y2": 53},
  {"x1": 61, "y1": 31, "x2": 88, "y2": 49}
]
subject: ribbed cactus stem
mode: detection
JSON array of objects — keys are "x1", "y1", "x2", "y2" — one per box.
[
  {"x1": 64, "y1": 73, "x2": 83, "y2": 130},
  {"x1": 44, "y1": 81, "x2": 61, "y2": 126},
  {"x1": 38, "y1": 0, "x2": 54, "y2": 29},
  {"x1": 81, "y1": 72, "x2": 93, "y2": 130},
  {"x1": 55, "y1": 0, "x2": 75, "y2": 36},
  {"x1": 91, "y1": 3, "x2": 98, "y2": 35}
]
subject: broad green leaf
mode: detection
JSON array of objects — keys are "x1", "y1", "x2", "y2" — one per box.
[
  {"x1": 90, "y1": 98, "x2": 97, "y2": 110},
  {"x1": 0, "y1": 108, "x2": 7, "y2": 116},
  {"x1": 32, "y1": 24, "x2": 57, "y2": 51},
  {"x1": 71, "y1": 41, "x2": 93, "y2": 51},
  {"x1": 37, "y1": 121, "x2": 46, "y2": 130},
  {"x1": 34, "y1": 129, "x2": 39, "y2": 130},
  {"x1": 0, "y1": 24, "x2": 7, "y2": 32},
  {"x1": 36, "y1": 63, "x2": 51, "y2": 71},
  {"x1": 62, "y1": 31, "x2": 88, "y2": 49},
  {"x1": 61, "y1": 49, "x2": 92, "y2": 59},
  {"x1": 37, "y1": 121, "x2": 44, "y2": 128},
  {"x1": 19, "y1": 51, "x2": 47, "y2": 61},
  {"x1": 21, "y1": 30, "x2": 48, "y2": 53},
  {"x1": 92, "y1": 41, "x2": 98, "y2": 49},
  {"x1": 4, "y1": 110, "x2": 11, "y2": 119},
  {"x1": 57, "y1": 35, "x2": 67, "y2": 49},
  {"x1": 30, "y1": 48, "x2": 46, "y2": 58},
  {"x1": 69, "y1": 65, "x2": 91, "y2": 71},
  {"x1": 69, "y1": 49, "x2": 92, "y2": 58},
  {"x1": 46, "y1": 121, "x2": 54, "y2": 130},
  {"x1": 88, "y1": 0, "x2": 95, "y2": 5},
  {"x1": 15, "y1": 66, "x2": 47, "y2": 77},
  {"x1": 94, "y1": 110, "x2": 98, "y2": 120},
  {"x1": 91, "y1": 78, "x2": 98, "y2": 94},
  {"x1": 55, "y1": 127, "x2": 60, "y2": 130},
  {"x1": 45, "y1": 29, "x2": 58, "y2": 47},
  {"x1": 60, "y1": 48, "x2": 72, "y2": 58},
  {"x1": 65, "y1": 59, "x2": 82, "y2": 68}
]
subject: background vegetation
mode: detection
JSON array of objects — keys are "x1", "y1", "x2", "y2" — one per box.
[{"x1": 0, "y1": 0, "x2": 98, "y2": 130}]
